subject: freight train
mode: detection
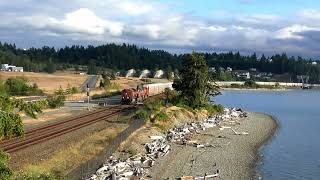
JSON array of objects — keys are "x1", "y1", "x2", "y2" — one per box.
[
  {"x1": 121, "y1": 83, "x2": 173, "y2": 104},
  {"x1": 121, "y1": 84, "x2": 149, "y2": 104}
]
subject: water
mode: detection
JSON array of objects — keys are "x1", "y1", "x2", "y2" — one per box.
[{"x1": 214, "y1": 90, "x2": 320, "y2": 180}]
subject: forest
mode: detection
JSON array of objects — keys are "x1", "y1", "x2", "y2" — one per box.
[{"x1": 0, "y1": 41, "x2": 319, "y2": 83}]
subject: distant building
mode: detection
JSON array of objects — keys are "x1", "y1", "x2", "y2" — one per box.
[
  {"x1": 209, "y1": 67, "x2": 216, "y2": 73},
  {"x1": 249, "y1": 68, "x2": 257, "y2": 72},
  {"x1": 311, "y1": 62, "x2": 318, "y2": 65},
  {"x1": 226, "y1": 67, "x2": 233, "y2": 72},
  {"x1": 1, "y1": 64, "x2": 23, "y2": 72},
  {"x1": 233, "y1": 70, "x2": 250, "y2": 79}
]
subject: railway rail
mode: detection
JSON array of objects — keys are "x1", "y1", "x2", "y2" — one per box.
[
  {"x1": 0, "y1": 93, "x2": 164, "y2": 153},
  {"x1": 0, "y1": 105, "x2": 134, "y2": 153}
]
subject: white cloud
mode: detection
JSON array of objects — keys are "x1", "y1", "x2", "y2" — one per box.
[
  {"x1": 20, "y1": 8, "x2": 124, "y2": 36},
  {"x1": 116, "y1": 1, "x2": 154, "y2": 16},
  {"x1": 275, "y1": 24, "x2": 317, "y2": 40}
]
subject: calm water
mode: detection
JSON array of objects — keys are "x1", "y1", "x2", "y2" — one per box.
[{"x1": 214, "y1": 90, "x2": 320, "y2": 180}]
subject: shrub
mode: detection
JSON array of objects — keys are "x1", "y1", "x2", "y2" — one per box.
[
  {"x1": 0, "y1": 79, "x2": 7, "y2": 96},
  {"x1": 4, "y1": 77, "x2": 30, "y2": 96},
  {"x1": 15, "y1": 170, "x2": 57, "y2": 180},
  {"x1": 154, "y1": 111, "x2": 169, "y2": 122},
  {"x1": 47, "y1": 95, "x2": 65, "y2": 109},
  {"x1": 244, "y1": 80, "x2": 259, "y2": 88},
  {"x1": 141, "y1": 78, "x2": 152, "y2": 83},
  {"x1": 204, "y1": 104, "x2": 224, "y2": 115},
  {"x1": 0, "y1": 151, "x2": 13, "y2": 180},
  {"x1": 230, "y1": 83, "x2": 242, "y2": 88},
  {"x1": 134, "y1": 108, "x2": 149, "y2": 121}
]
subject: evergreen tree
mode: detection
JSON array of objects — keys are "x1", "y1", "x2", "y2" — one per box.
[
  {"x1": 87, "y1": 60, "x2": 98, "y2": 75},
  {"x1": 45, "y1": 59, "x2": 56, "y2": 74},
  {"x1": 173, "y1": 52, "x2": 220, "y2": 108}
]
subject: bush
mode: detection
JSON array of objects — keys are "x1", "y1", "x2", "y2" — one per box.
[
  {"x1": 230, "y1": 83, "x2": 242, "y2": 88},
  {"x1": 0, "y1": 151, "x2": 13, "y2": 180},
  {"x1": 244, "y1": 80, "x2": 260, "y2": 88},
  {"x1": 154, "y1": 111, "x2": 169, "y2": 122},
  {"x1": 66, "y1": 86, "x2": 79, "y2": 95},
  {"x1": 204, "y1": 104, "x2": 224, "y2": 115},
  {"x1": 141, "y1": 78, "x2": 152, "y2": 83},
  {"x1": 0, "y1": 79, "x2": 7, "y2": 96},
  {"x1": 15, "y1": 170, "x2": 57, "y2": 180},
  {"x1": 134, "y1": 108, "x2": 149, "y2": 121},
  {"x1": 47, "y1": 95, "x2": 65, "y2": 109},
  {"x1": 4, "y1": 77, "x2": 30, "y2": 96}
]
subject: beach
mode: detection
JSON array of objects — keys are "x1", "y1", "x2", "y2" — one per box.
[{"x1": 149, "y1": 112, "x2": 278, "y2": 179}]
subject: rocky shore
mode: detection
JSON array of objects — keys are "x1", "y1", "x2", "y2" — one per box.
[
  {"x1": 89, "y1": 108, "x2": 277, "y2": 180},
  {"x1": 150, "y1": 112, "x2": 277, "y2": 180}
]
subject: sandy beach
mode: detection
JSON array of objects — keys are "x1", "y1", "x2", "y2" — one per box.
[{"x1": 149, "y1": 112, "x2": 278, "y2": 179}]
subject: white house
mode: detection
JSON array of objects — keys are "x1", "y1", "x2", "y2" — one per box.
[
  {"x1": 233, "y1": 70, "x2": 250, "y2": 79},
  {"x1": 1, "y1": 64, "x2": 24, "y2": 72}
]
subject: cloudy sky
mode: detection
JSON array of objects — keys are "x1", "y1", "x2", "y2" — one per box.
[{"x1": 1, "y1": 0, "x2": 320, "y2": 57}]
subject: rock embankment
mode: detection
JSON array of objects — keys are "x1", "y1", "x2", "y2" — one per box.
[{"x1": 90, "y1": 108, "x2": 262, "y2": 180}]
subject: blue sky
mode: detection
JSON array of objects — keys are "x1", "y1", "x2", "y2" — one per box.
[{"x1": 0, "y1": 0, "x2": 320, "y2": 58}]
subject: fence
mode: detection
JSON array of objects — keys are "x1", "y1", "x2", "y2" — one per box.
[{"x1": 67, "y1": 118, "x2": 145, "y2": 180}]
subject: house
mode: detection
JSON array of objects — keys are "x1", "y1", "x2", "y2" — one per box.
[
  {"x1": 226, "y1": 67, "x2": 233, "y2": 72},
  {"x1": 233, "y1": 70, "x2": 250, "y2": 79},
  {"x1": 1, "y1": 64, "x2": 24, "y2": 72},
  {"x1": 311, "y1": 62, "x2": 317, "y2": 65}
]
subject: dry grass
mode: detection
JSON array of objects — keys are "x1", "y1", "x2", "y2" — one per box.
[
  {"x1": 23, "y1": 124, "x2": 128, "y2": 177},
  {"x1": 0, "y1": 71, "x2": 87, "y2": 94}
]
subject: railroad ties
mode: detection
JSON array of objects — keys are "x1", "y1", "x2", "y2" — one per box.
[{"x1": 0, "y1": 105, "x2": 133, "y2": 153}]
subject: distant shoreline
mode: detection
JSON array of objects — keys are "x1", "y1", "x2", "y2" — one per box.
[{"x1": 221, "y1": 87, "x2": 290, "y2": 91}]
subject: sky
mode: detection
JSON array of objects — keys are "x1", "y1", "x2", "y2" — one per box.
[{"x1": 1, "y1": 0, "x2": 320, "y2": 58}]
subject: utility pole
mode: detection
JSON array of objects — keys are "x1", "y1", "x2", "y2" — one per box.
[{"x1": 87, "y1": 84, "x2": 90, "y2": 111}]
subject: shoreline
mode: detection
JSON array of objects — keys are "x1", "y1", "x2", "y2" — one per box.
[
  {"x1": 149, "y1": 112, "x2": 278, "y2": 179},
  {"x1": 254, "y1": 113, "x2": 279, "y2": 179},
  {"x1": 221, "y1": 87, "x2": 290, "y2": 91}
]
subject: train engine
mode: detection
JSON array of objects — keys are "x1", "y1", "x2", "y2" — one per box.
[{"x1": 121, "y1": 84, "x2": 149, "y2": 104}]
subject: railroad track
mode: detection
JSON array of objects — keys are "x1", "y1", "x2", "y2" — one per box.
[{"x1": 0, "y1": 105, "x2": 134, "y2": 153}]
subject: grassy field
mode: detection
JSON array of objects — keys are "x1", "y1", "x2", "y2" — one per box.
[{"x1": 0, "y1": 71, "x2": 88, "y2": 93}]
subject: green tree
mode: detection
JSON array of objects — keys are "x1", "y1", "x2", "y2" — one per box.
[
  {"x1": 87, "y1": 60, "x2": 98, "y2": 75},
  {"x1": 173, "y1": 52, "x2": 220, "y2": 108},
  {"x1": 45, "y1": 59, "x2": 56, "y2": 74},
  {"x1": 0, "y1": 96, "x2": 47, "y2": 179},
  {"x1": 166, "y1": 66, "x2": 174, "y2": 81}
]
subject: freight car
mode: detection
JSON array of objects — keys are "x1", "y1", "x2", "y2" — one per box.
[{"x1": 121, "y1": 84, "x2": 149, "y2": 104}]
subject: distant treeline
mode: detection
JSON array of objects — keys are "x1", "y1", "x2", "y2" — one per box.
[{"x1": 0, "y1": 41, "x2": 319, "y2": 83}]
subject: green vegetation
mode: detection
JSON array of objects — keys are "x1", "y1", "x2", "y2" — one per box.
[
  {"x1": 173, "y1": 52, "x2": 220, "y2": 108},
  {"x1": 1, "y1": 41, "x2": 319, "y2": 83},
  {"x1": 46, "y1": 95, "x2": 65, "y2": 109},
  {"x1": 0, "y1": 151, "x2": 13, "y2": 180},
  {"x1": 213, "y1": 71, "x2": 234, "y2": 81},
  {"x1": 141, "y1": 78, "x2": 152, "y2": 83},
  {"x1": 244, "y1": 80, "x2": 260, "y2": 88},
  {"x1": 87, "y1": 60, "x2": 98, "y2": 75},
  {"x1": 0, "y1": 95, "x2": 48, "y2": 179},
  {"x1": 4, "y1": 77, "x2": 43, "y2": 96},
  {"x1": 45, "y1": 59, "x2": 56, "y2": 74},
  {"x1": 65, "y1": 85, "x2": 79, "y2": 95},
  {"x1": 228, "y1": 80, "x2": 282, "y2": 89},
  {"x1": 135, "y1": 52, "x2": 223, "y2": 128}
]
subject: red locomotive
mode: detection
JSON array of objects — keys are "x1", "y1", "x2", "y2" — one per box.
[{"x1": 121, "y1": 84, "x2": 149, "y2": 104}]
